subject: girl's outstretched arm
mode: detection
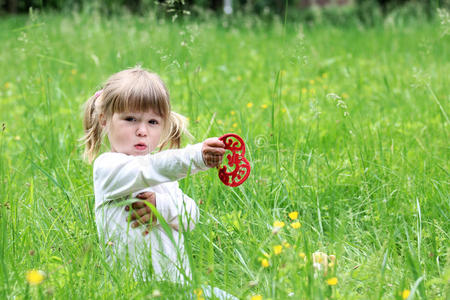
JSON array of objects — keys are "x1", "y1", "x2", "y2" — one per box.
[
  {"x1": 94, "y1": 143, "x2": 208, "y2": 206},
  {"x1": 94, "y1": 138, "x2": 225, "y2": 208}
]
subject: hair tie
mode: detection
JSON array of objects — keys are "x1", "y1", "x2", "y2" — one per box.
[{"x1": 94, "y1": 89, "x2": 103, "y2": 99}]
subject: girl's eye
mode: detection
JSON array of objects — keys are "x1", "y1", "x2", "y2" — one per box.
[
  {"x1": 149, "y1": 119, "x2": 159, "y2": 125},
  {"x1": 125, "y1": 117, "x2": 136, "y2": 122}
]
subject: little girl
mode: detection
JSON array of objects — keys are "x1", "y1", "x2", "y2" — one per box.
[{"x1": 82, "y1": 67, "x2": 235, "y2": 298}]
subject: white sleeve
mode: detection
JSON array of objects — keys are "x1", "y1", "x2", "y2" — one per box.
[
  {"x1": 93, "y1": 143, "x2": 208, "y2": 204},
  {"x1": 155, "y1": 188, "x2": 199, "y2": 232}
]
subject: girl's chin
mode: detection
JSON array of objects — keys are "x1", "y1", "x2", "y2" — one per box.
[
  {"x1": 133, "y1": 151, "x2": 149, "y2": 156},
  {"x1": 120, "y1": 149, "x2": 148, "y2": 156}
]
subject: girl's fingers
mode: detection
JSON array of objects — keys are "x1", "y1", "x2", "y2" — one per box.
[
  {"x1": 204, "y1": 137, "x2": 225, "y2": 147},
  {"x1": 202, "y1": 138, "x2": 226, "y2": 167},
  {"x1": 130, "y1": 207, "x2": 151, "y2": 221},
  {"x1": 203, "y1": 147, "x2": 225, "y2": 156},
  {"x1": 203, "y1": 139, "x2": 225, "y2": 153},
  {"x1": 132, "y1": 196, "x2": 156, "y2": 209},
  {"x1": 208, "y1": 155, "x2": 223, "y2": 164},
  {"x1": 204, "y1": 152, "x2": 223, "y2": 158},
  {"x1": 207, "y1": 140, "x2": 225, "y2": 148},
  {"x1": 203, "y1": 149, "x2": 225, "y2": 157},
  {"x1": 204, "y1": 153, "x2": 224, "y2": 168},
  {"x1": 125, "y1": 193, "x2": 157, "y2": 227},
  {"x1": 131, "y1": 201, "x2": 146, "y2": 209},
  {"x1": 136, "y1": 191, "x2": 154, "y2": 199},
  {"x1": 132, "y1": 213, "x2": 151, "y2": 228}
]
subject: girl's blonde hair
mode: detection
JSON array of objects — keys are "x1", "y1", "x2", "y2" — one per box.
[{"x1": 82, "y1": 67, "x2": 189, "y2": 163}]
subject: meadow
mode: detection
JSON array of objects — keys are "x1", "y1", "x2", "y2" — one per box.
[{"x1": 0, "y1": 8, "x2": 449, "y2": 299}]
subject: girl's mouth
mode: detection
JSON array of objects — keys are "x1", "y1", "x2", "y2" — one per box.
[{"x1": 134, "y1": 144, "x2": 147, "y2": 151}]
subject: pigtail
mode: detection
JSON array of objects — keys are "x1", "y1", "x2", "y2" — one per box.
[
  {"x1": 82, "y1": 94, "x2": 104, "y2": 163},
  {"x1": 159, "y1": 111, "x2": 192, "y2": 150}
]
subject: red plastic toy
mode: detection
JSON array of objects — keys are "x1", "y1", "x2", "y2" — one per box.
[{"x1": 218, "y1": 133, "x2": 251, "y2": 187}]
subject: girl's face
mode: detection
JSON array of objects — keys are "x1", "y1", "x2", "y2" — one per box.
[{"x1": 103, "y1": 109, "x2": 164, "y2": 156}]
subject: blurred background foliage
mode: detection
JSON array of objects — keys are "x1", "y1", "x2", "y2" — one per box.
[{"x1": 0, "y1": 0, "x2": 447, "y2": 25}]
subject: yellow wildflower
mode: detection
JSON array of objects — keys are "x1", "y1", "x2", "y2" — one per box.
[
  {"x1": 402, "y1": 289, "x2": 410, "y2": 299},
  {"x1": 322, "y1": 73, "x2": 328, "y2": 79},
  {"x1": 217, "y1": 120, "x2": 223, "y2": 124},
  {"x1": 261, "y1": 258, "x2": 269, "y2": 268},
  {"x1": 251, "y1": 295, "x2": 262, "y2": 300},
  {"x1": 288, "y1": 211, "x2": 298, "y2": 220},
  {"x1": 71, "y1": 69, "x2": 77, "y2": 75},
  {"x1": 273, "y1": 221, "x2": 285, "y2": 228},
  {"x1": 281, "y1": 108, "x2": 286, "y2": 113},
  {"x1": 282, "y1": 241, "x2": 291, "y2": 248},
  {"x1": 290, "y1": 221, "x2": 301, "y2": 229},
  {"x1": 273, "y1": 245, "x2": 283, "y2": 255},
  {"x1": 14, "y1": 136, "x2": 21, "y2": 141},
  {"x1": 194, "y1": 288, "x2": 205, "y2": 300},
  {"x1": 301, "y1": 88, "x2": 307, "y2": 94},
  {"x1": 309, "y1": 79, "x2": 315, "y2": 85},
  {"x1": 237, "y1": 76, "x2": 242, "y2": 81},
  {"x1": 194, "y1": 288, "x2": 203, "y2": 296},
  {"x1": 261, "y1": 104, "x2": 268, "y2": 109},
  {"x1": 247, "y1": 102, "x2": 254, "y2": 108},
  {"x1": 326, "y1": 277, "x2": 338, "y2": 286},
  {"x1": 313, "y1": 251, "x2": 329, "y2": 272},
  {"x1": 4, "y1": 82, "x2": 11, "y2": 89},
  {"x1": 342, "y1": 93, "x2": 349, "y2": 99},
  {"x1": 299, "y1": 252, "x2": 306, "y2": 259},
  {"x1": 232, "y1": 123, "x2": 238, "y2": 128},
  {"x1": 26, "y1": 269, "x2": 45, "y2": 285},
  {"x1": 231, "y1": 110, "x2": 235, "y2": 115},
  {"x1": 313, "y1": 252, "x2": 324, "y2": 263}
]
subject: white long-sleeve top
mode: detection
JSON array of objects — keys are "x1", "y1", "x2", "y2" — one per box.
[{"x1": 93, "y1": 143, "x2": 209, "y2": 282}]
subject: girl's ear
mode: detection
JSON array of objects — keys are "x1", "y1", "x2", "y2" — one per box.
[{"x1": 99, "y1": 114, "x2": 107, "y2": 128}]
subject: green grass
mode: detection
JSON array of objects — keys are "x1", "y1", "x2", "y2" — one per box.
[{"x1": 0, "y1": 9, "x2": 449, "y2": 299}]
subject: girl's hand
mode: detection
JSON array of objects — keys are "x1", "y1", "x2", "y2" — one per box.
[
  {"x1": 125, "y1": 192, "x2": 157, "y2": 232},
  {"x1": 202, "y1": 137, "x2": 225, "y2": 168}
]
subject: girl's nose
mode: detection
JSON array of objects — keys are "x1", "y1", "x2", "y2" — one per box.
[{"x1": 136, "y1": 124, "x2": 147, "y2": 136}]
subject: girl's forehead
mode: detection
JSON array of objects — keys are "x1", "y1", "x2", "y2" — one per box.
[{"x1": 113, "y1": 109, "x2": 163, "y2": 117}]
